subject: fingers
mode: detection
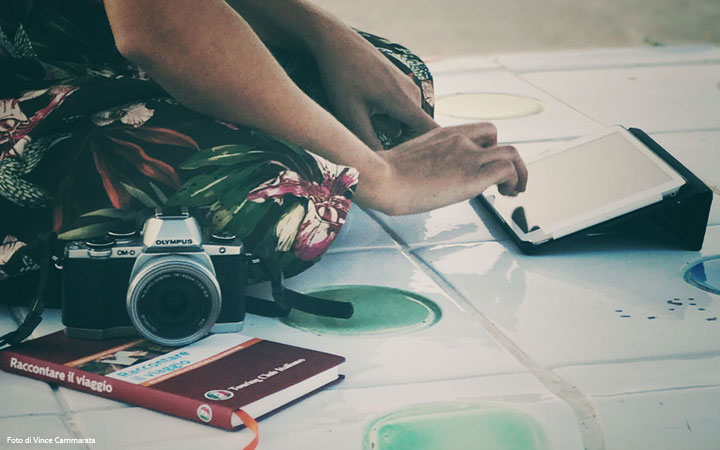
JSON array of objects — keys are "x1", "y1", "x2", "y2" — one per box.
[
  {"x1": 387, "y1": 101, "x2": 439, "y2": 138},
  {"x1": 370, "y1": 114, "x2": 404, "y2": 141},
  {"x1": 336, "y1": 103, "x2": 385, "y2": 150},
  {"x1": 445, "y1": 123, "x2": 498, "y2": 148},
  {"x1": 476, "y1": 145, "x2": 528, "y2": 195},
  {"x1": 379, "y1": 83, "x2": 439, "y2": 139},
  {"x1": 475, "y1": 160, "x2": 518, "y2": 196}
]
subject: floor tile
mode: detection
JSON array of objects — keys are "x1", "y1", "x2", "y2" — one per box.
[
  {"x1": 71, "y1": 407, "x2": 242, "y2": 450},
  {"x1": 0, "y1": 305, "x2": 18, "y2": 336},
  {"x1": 427, "y1": 55, "x2": 502, "y2": 74},
  {"x1": 0, "y1": 371, "x2": 62, "y2": 418},
  {"x1": 415, "y1": 226, "x2": 720, "y2": 368},
  {"x1": 553, "y1": 358, "x2": 720, "y2": 449},
  {"x1": 710, "y1": 195, "x2": 720, "y2": 226},
  {"x1": 555, "y1": 356, "x2": 720, "y2": 396},
  {"x1": 368, "y1": 201, "x2": 505, "y2": 248},
  {"x1": 25, "y1": 308, "x2": 63, "y2": 340},
  {"x1": 432, "y1": 70, "x2": 604, "y2": 142},
  {"x1": 497, "y1": 45, "x2": 720, "y2": 73},
  {"x1": 70, "y1": 373, "x2": 581, "y2": 450},
  {"x1": 0, "y1": 416, "x2": 85, "y2": 450},
  {"x1": 654, "y1": 130, "x2": 720, "y2": 193},
  {"x1": 251, "y1": 373, "x2": 583, "y2": 450},
  {"x1": 327, "y1": 204, "x2": 396, "y2": 253},
  {"x1": 591, "y1": 387, "x2": 720, "y2": 450},
  {"x1": 521, "y1": 64, "x2": 720, "y2": 133},
  {"x1": 243, "y1": 249, "x2": 526, "y2": 388}
]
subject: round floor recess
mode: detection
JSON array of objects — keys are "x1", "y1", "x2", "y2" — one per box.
[
  {"x1": 281, "y1": 285, "x2": 441, "y2": 336},
  {"x1": 683, "y1": 256, "x2": 720, "y2": 295},
  {"x1": 363, "y1": 403, "x2": 548, "y2": 450},
  {"x1": 435, "y1": 93, "x2": 545, "y2": 120}
]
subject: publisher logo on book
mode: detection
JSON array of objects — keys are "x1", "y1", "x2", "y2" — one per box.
[
  {"x1": 204, "y1": 389, "x2": 234, "y2": 401},
  {"x1": 197, "y1": 404, "x2": 213, "y2": 423}
]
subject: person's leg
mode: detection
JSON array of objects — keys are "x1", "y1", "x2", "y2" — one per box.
[
  {"x1": 0, "y1": 78, "x2": 357, "y2": 308},
  {"x1": 0, "y1": 31, "x2": 432, "y2": 307}
]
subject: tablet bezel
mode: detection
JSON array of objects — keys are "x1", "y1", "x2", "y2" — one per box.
[{"x1": 481, "y1": 125, "x2": 687, "y2": 245}]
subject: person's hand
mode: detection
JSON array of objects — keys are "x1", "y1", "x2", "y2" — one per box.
[
  {"x1": 355, "y1": 123, "x2": 528, "y2": 215},
  {"x1": 312, "y1": 28, "x2": 439, "y2": 150}
]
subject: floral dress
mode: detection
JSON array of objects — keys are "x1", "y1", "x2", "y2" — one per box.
[{"x1": 0, "y1": 1, "x2": 434, "y2": 307}]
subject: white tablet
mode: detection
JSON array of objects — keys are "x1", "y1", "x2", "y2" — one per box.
[{"x1": 480, "y1": 126, "x2": 686, "y2": 246}]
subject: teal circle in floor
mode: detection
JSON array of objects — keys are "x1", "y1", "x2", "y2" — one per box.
[
  {"x1": 683, "y1": 256, "x2": 720, "y2": 295},
  {"x1": 281, "y1": 285, "x2": 441, "y2": 335},
  {"x1": 364, "y1": 403, "x2": 548, "y2": 450}
]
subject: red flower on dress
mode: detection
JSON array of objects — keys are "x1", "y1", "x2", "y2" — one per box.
[
  {"x1": 247, "y1": 153, "x2": 358, "y2": 260},
  {"x1": 0, "y1": 86, "x2": 79, "y2": 157}
]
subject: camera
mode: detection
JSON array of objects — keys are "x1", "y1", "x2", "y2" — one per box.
[{"x1": 61, "y1": 207, "x2": 246, "y2": 346}]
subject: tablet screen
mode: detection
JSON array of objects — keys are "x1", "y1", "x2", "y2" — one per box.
[{"x1": 482, "y1": 128, "x2": 685, "y2": 243}]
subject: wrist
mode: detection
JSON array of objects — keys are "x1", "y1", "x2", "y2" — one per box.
[{"x1": 353, "y1": 152, "x2": 401, "y2": 215}]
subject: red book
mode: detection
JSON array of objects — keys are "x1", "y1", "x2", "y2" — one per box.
[{"x1": 0, "y1": 331, "x2": 344, "y2": 433}]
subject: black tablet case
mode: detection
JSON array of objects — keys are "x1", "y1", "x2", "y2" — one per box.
[{"x1": 477, "y1": 128, "x2": 713, "y2": 254}]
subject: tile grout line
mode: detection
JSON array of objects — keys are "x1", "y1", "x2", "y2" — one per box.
[
  {"x1": 50, "y1": 386, "x2": 93, "y2": 450},
  {"x1": 512, "y1": 72, "x2": 608, "y2": 129},
  {"x1": 9, "y1": 307, "x2": 91, "y2": 449},
  {"x1": 363, "y1": 208, "x2": 605, "y2": 450},
  {"x1": 330, "y1": 368, "x2": 530, "y2": 391},
  {"x1": 506, "y1": 58, "x2": 720, "y2": 74},
  {"x1": 430, "y1": 57, "x2": 720, "y2": 77}
]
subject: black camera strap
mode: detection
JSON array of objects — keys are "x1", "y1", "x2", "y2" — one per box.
[
  {"x1": 0, "y1": 236, "x2": 353, "y2": 349},
  {"x1": 0, "y1": 232, "x2": 55, "y2": 350},
  {"x1": 244, "y1": 258, "x2": 354, "y2": 319}
]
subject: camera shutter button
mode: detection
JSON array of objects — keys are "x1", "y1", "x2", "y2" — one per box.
[
  {"x1": 211, "y1": 231, "x2": 237, "y2": 242},
  {"x1": 85, "y1": 235, "x2": 115, "y2": 258},
  {"x1": 108, "y1": 221, "x2": 138, "y2": 242}
]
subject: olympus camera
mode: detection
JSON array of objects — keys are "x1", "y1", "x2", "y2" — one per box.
[{"x1": 61, "y1": 207, "x2": 245, "y2": 346}]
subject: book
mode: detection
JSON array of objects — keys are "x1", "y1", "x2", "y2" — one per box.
[{"x1": 0, "y1": 331, "x2": 345, "y2": 434}]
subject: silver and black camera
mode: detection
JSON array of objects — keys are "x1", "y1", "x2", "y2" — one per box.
[{"x1": 61, "y1": 207, "x2": 246, "y2": 346}]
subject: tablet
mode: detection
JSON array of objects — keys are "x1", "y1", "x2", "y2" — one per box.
[{"x1": 480, "y1": 126, "x2": 686, "y2": 247}]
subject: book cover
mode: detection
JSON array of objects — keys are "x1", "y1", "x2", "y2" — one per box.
[{"x1": 0, "y1": 331, "x2": 345, "y2": 433}]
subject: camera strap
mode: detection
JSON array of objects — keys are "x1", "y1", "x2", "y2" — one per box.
[
  {"x1": 0, "y1": 235, "x2": 353, "y2": 350},
  {"x1": 244, "y1": 258, "x2": 354, "y2": 320},
  {"x1": 0, "y1": 232, "x2": 55, "y2": 350}
]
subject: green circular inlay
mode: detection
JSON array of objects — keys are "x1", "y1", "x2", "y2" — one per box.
[
  {"x1": 281, "y1": 285, "x2": 441, "y2": 336},
  {"x1": 364, "y1": 403, "x2": 548, "y2": 450},
  {"x1": 436, "y1": 93, "x2": 545, "y2": 120}
]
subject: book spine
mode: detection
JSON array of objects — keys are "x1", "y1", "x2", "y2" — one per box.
[{"x1": 0, "y1": 351, "x2": 236, "y2": 431}]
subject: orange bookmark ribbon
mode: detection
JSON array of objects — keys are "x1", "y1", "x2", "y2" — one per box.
[{"x1": 235, "y1": 409, "x2": 259, "y2": 450}]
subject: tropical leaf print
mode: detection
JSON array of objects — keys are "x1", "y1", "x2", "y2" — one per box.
[
  {"x1": 168, "y1": 131, "x2": 357, "y2": 262},
  {"x1": 52, "y1": 102, "x2": 199, "y2": 230}
]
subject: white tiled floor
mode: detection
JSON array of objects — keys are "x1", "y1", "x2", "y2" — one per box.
[
  {"x1": 521, "y1": 64, "x2": 720, "y2": 133},
  {"x1": 415, "y1": 227, "x2": 720, "y2": 367},
  {"x1": 2, "y1": 46, "x2": 720, "y2": 450},
  {"x1": 244, "y1": 249, "x2": 527, "y2": 388},
  {"x1": 653, "y1": 131, "x2": 720, "y2": 192},
  {"x1": 495, "y1": 44, "x2": 720, "y2": 73},
  {"x1": 433, "y1": 70, "x2": 605, "y2": 142}
]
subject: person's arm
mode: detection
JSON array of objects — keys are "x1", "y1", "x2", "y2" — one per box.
[
  {"x1": 228, "y1": 0, "x2": 438, "y2": 149},
  {"x1": 103, "y1": 0, "x2": 526, "y2": 215}
]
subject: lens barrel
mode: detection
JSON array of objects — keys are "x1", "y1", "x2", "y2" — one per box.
[{"x1": 126, "y1": 256, "x2": 222, "y2": 346}]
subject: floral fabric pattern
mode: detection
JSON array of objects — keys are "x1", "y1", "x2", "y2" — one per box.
[{"x1": 0, "y1": 1, "x2": 434, "y2": 305}]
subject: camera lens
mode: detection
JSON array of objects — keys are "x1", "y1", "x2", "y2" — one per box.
[{"x1": 127, "y1": 256, "x2": 221, "y2": 346}]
